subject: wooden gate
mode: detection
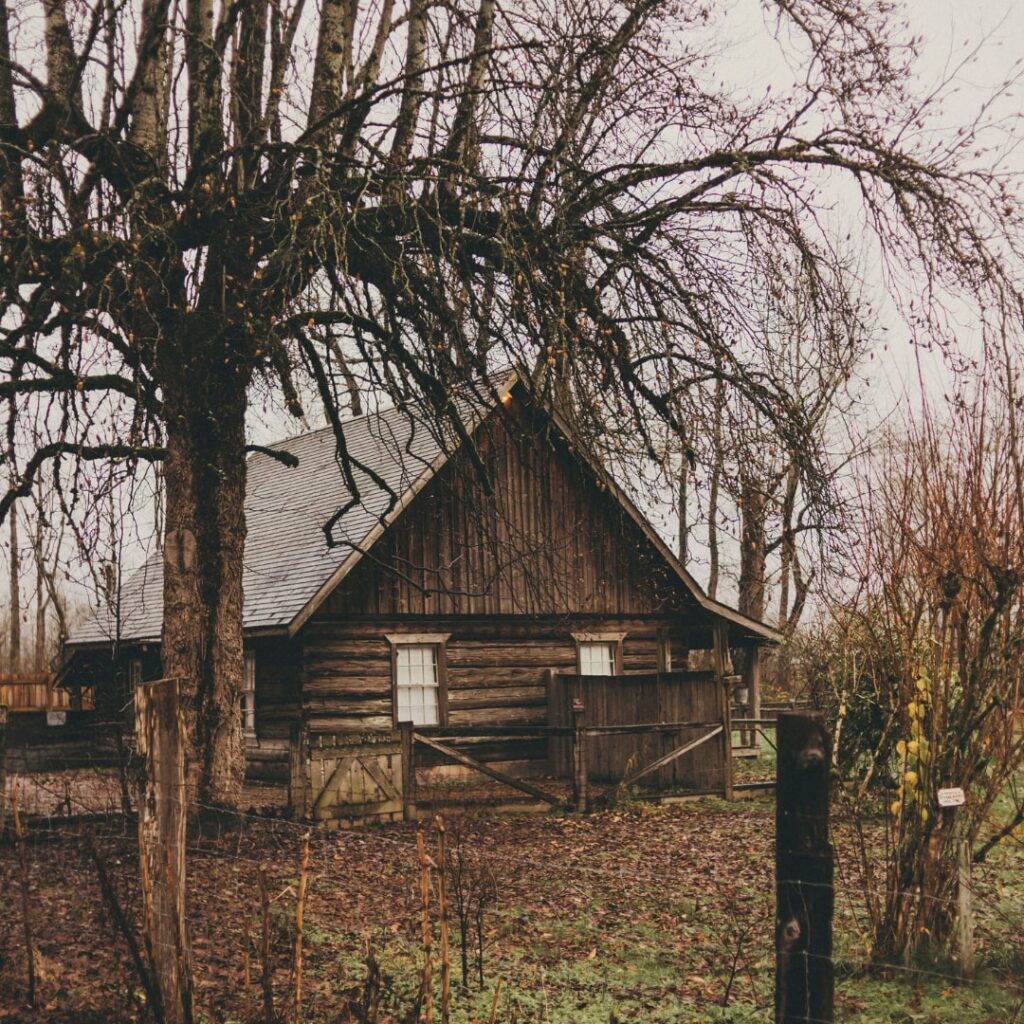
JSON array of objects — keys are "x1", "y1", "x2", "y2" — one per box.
[
  {"x1": 548, "y1": 670, "x2": 725, "y2": 792},
  {"x1": 291, "y1": 730, "x2": 405, "y2": 824}
]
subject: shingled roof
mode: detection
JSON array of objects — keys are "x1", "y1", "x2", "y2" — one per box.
[
  {"x1": 66, "y1": 390, "x2": 485, "y2": 646},
  {"x1": 66, "y1": 376, "x2": 781, "y2": 649}
]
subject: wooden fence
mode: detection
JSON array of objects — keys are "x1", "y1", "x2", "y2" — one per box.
[
  {"x1": 288, "y1": 670, "x2": 734, "y2": 823},
  {"x1": 547, "y1": 670, "x2": 726, "y2": 792},
  {"x1": 0, "y1": 673, "x2": 78, "y2": 712}
]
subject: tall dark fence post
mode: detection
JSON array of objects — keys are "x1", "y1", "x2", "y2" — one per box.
[{"x1": 776, "y1": 712, "x2": 833, "y2": 1024}]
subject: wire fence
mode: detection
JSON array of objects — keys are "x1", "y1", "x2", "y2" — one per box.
[{"x1": 3, "y1": 752, "x2": 1024, "y2": 1024}]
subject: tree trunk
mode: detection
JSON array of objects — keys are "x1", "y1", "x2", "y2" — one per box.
[
  {"x1": 8, "y1": 503, "x2": 19, "y2": 673},
  {"x1": 738, "y1": 477, "x2": 768, "y2": 622},
  {"x1": 159, "y1": 327, "x2": 249, "y2": 810},
  {"x1": 34, "y1": 513, "x2": 46, "y2": 672},
  {"x1": 34, "y1": 562, "x2": 45, "y2": 672}
]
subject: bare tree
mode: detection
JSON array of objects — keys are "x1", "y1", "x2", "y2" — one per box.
[
  {"x1": 820, "y1": 370, "x2": 1024, "y2": 962},
  {"x1": 7, "y1": 498, "x2": 19, "y2": 673},
  {"x1": 2, "y1": 0, "x2": 1023, "y2": 807}
]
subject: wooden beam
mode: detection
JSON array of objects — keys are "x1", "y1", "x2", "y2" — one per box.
[
  {"x1": 619, "y1": 726, "x2": 723, "y2": 788},
  {"x1": 310, "y1": 755, "x2": 359, "y2": 815},
  {"x1": 712, "y1": 621, "x2": 734, "y2": 800},
  {"x1": 583, "y1": 721, "x2": 721, "y2": 736},
  {"x1": 412, "y1": 732, "x2": 561, "y2": 805},
  {"x1": 745, "y1": 646, "x2": 763, "y2": 752},
  {"x1": 401, "y1": 721, "x2": 417, "y2": 822}
]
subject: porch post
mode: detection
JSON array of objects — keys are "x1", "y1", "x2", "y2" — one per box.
[
  {"x1": 744, "y1": 645, "x2": 763, "y2": 754},
  {"x1": 712, "y1": 621, "x2": 734, "y2": 800}
]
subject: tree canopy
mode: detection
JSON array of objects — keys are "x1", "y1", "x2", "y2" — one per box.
[{"x1": 2, "y1": 0, "x2": 1022, "y2": 803}]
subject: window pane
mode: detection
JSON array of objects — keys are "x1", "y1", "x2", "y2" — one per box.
[
  {"x1": 580, "y1": 642, "x2": 615, "y2": 676},
  {"x1": 242, "y1": 652, "x2": 257, "y2": 735},
  {"x1": 395, "y1": 645, "x2": 440, "y2": 725}
]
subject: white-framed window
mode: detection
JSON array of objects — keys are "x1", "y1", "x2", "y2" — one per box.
[
  {"x1": 578, "y1": 642, "x2": 616, "y2": 676},
  {"x1": 572, "y1": 632, "x2": 626, "y2": 676},
  {"x1": 242, "y1": 650, "x2": 256, "y2": 737},
  {"x1": 396, "y1": 645, "x2": 440, "y2": 725},
  {"x1": 386, "y1": 634, "x2": 450, "y2": 727}
]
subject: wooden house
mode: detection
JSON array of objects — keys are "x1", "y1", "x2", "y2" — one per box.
[{"x1": 60, "y1": 374, "x2": 779, "y2": 808}]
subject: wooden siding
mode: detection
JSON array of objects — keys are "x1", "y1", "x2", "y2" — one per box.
[
  {"x1": 548, "y1": 671, "x2": 724, "y2": 790},
  {"x1": 320, "y1": 400, "x2": 702, "y2": 620},
  {"x1": 0, "y1": 673, "x2": 79, "y2": 712},
  {"x1": 300, "y1": 617, "x2": 690, "y2": 775},
  {"x1": 294, "y1": 398, "x2": 708, "y2": 783}
]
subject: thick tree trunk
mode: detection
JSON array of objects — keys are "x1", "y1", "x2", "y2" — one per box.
[
  {"x1": 738, "y1": 477, "x2": 767, "y2": 622},
  {"x1": 159, "y1": 332, "x2": 248, "y2": 809}
]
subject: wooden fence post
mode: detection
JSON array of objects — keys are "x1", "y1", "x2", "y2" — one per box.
[
  {"x1": 721, "y1": 682, "x2": 734, "y2": 801},
  {"x1": 136, "y1": 677, "x2": 194, "y2": 1024},
  {"x1": 712, "y1": 622, "x2": 734, "y2": 800},
  {"x1": 744, "y1": 646, "x2": 762, "y2": 753},
  {"x1": 775, "y1": 711, "x2": 833, "y2": 1024},
  {"x1": 957, "y1": 839, "x2": 975, "y2": 980},
  {"x1": 289, "y1": 723, "x2": 309, "y2": 820},
  {"x1": 571, "y1": 703, "x2": 588, "y2": 813},
  {"x1": 401, "y1": 721, "x2": 417, "y2": 822}
]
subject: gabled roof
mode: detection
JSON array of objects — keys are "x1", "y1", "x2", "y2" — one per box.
[{"x1": 66, "y1": 373, "x2": 780, "y2": 649}]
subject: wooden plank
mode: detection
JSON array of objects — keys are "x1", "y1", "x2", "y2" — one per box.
[
  {"x1": 360, "y1": 754, "x2": 402, "y2": 801},
  {"x1": 582, "y1": 721, "x2": 721, "y2": 735},
  {"x1": 619, "y1": 726, "x2": 723, "y2": 788},
  {"x1": 310, "y1": 755, "x2": 359, "y2": 815},
  {"x1": 446, "y1": 685, "x2": 548, "y2": 708},
  {"x1": 412, "y1": 733, "x2": 561, "y2": 805}
]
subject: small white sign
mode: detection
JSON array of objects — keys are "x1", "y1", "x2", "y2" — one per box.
[
  {"x1": 46, "y1": 710, "x2": 67, "y2": 727},
  {"x1": 937, "y1": 787, "x2": 965, "y2": 808}
]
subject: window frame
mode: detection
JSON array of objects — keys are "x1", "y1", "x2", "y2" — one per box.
[
  {"x1": 571, "y1": 631, "x2": 626, "y2": 676},
  {"x1": 385, "y1": 633, "x2": 451, "y2": 728},
  {"x1": 242, "y1": 650, "x2": 257, "y2": 739}
]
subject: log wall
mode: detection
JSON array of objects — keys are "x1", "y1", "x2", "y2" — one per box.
[{"x1": 299, "y1": 616, "x2": 691, "y2": 776}]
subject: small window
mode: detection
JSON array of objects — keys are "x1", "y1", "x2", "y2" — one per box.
[
  {"x1": 386, "y1": 634, "x2": 450, "y2": 727},
  {"x1": 579, "y1": 642, "x2": 616, "y2": 676},
  {"x1": 395, "y1": 645, "x2": 440, "y2": 725},
  {"x1": 572, "y1": 632, "x2": 626, "y2": 676},
  {"x1": 242, "y1": 651, "x2": 256, "y2": 737}
]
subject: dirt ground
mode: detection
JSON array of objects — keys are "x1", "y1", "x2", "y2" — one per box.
[{"x1": 0, "y1": 790, "x2": 1021, "y2": 1023}]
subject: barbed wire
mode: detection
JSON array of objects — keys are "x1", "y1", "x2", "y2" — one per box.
[{"x1": 4, "y1": 756, "x2": 1023, "y2": 1022}]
